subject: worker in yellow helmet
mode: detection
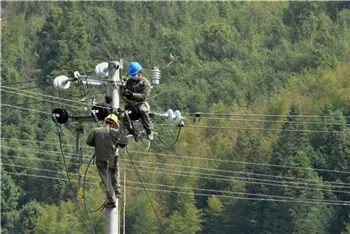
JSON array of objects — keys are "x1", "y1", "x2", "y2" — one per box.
[{"x1": 86, "y1": 114, "x2": 128, "y2": 208}]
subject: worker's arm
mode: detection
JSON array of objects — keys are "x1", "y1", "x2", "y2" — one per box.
[
  {"x1": 131, "y1": 79, "x2": 151, "y2": 102},
  {"x1": 117, "y1": 133, "x2": 128, "y2": 148},
  {"x1": 110, "y1": 128, "x2": 128, "y2": 148},
  {"x1": 86, "y1": 131, "x2": 95, "y2": 147}
]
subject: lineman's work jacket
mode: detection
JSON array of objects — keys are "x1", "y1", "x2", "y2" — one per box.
[
  {"x1": 86, "y1": 126, "x2": 127, "y2": 163},
  {"x1": 122, "y1": 77, "x2": 152, "y2": 134},
  {"x1": 123, "y1": 77, "x2": 151, "y2": 106}
]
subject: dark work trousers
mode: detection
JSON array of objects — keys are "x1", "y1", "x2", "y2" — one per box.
[
  {"x1": 96, "y1": 157, "x2": 119, "y2": 203},
  {"x1": 125, "y1": 102, "x2": 152, "y2": 134}
]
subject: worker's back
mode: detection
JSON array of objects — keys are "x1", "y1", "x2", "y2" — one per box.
[{"x1": 86, "y1": 126, "x2": 120, "y2": 162}]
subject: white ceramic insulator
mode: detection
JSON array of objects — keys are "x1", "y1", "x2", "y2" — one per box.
[
  {"x1": 95, "y1": 62, "x2": 109, "y2": 77},
  {"x1": 151, "y1": 67, "x2": 161, "y2": 85},
  {"x1": 166, "y1": 109, "x2": 174, "y2": 120},
  {"x1": 174, "y1": 110, "x2": 182, "y2": 121},
  {"x1": 53, "y1": 75, "x2": 70, "y2": 90}
]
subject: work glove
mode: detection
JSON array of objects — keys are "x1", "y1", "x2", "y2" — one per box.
[{"x1": 122, "y1": 89, "x2": 134, "y2": 98}]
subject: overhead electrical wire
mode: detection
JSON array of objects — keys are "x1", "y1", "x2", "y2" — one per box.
[
  {"x1": 125, "y1": 180, "x2": 350, "y2": 205},
  {"x1": 192, "y1": 116, "x2": 350, "y2": 126},
  {"x1": 3, "y1": 171, "x2": 349, "y2": 207},
  {"x1": 1, "y1": 137, "x2": 93, "y2": 150},
  {"x1": 155, "y1": 125, "x2": 183, "y2": 147},
  {"x1": 2, "y1": 139, "x2": 349, "y2": 175},
  {"x1": 1, "y1": 80, "x2": 37, "y2": 85},
  {"x1": 3, "y1": 87, "x2": 350, "y2": 122},
  {"x1": 2, "y1": 101, "x2": 349, "y2": 135},
  {"x1": 128, "y1": 150, "x2": 350, "y2": 175},
  {"x1": 127, "y1": 186, "x2": 350, "y2": 206},
  {"x1": 56, "y1": 124, "x2": 78, "y2": 203},
  {"x1": 124, "y1": 148, "x2": 165, "y2": 231},
  {"x1": 3, "y1": 88, "x2": 350, "y2": 122},
  {"x1": 185, "y1": 112, "x2": 350, "y2": 119},
  {"x1": 1, "y1": 85, "x2": 88, "y2": 107},
  {"x1": 4, "y1": 154, "x2": 350, "y2": 195},
  {"x1": 3, "y1": 145, "x2": 349, "y2": 188},
  {"x1": 1, "y1": 145, "x2": 90, "y2": 160},
  {"x1": 123, "y1": 164, "x2": 350, "y2": 195},
  {"x1": 155, "y1": 123, "x2": 350, "y2": 135},
  {"x1": 3, "y1": 166, "x2": 349, "y2": 206},
  {"x1": 124, "y1": 159, "x2": 350, "y2": 188},
  {"x1": 1, "y1": 89, "x2": 82, "y2": 110},
  {"x1": 3, "y1": 154, "x2": 87, "y2": 166},
  {"x1": 1, "y1": 104, "x2": 51, "y2": 115},
  {"x1": 82, "y1": 154, "x2": 96, "y2": 234}
]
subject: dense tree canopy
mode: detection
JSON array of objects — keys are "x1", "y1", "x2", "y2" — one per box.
[{"x1": 1, "y1": 1, "x2": 350, "y2": 233}]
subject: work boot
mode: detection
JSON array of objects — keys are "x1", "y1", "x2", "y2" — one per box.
[
  {"x1": 133, "y1": 132, "x2": 140, "y2": 142},
  {"x1": 147, "y1": 131, "x2": 154, "y2": 141},
  {"x1": 105, "y1": 201, "x2": 116, "y2": 208}
]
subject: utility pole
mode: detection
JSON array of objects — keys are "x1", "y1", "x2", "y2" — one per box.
[
  {"x1": 51, "y1": 60, "x2": 184, "y2": 234},
  {"x1": 106, "y1": 61, "x2": 120, "y2": 234}
]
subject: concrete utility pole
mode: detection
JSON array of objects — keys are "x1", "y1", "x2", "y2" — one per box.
[
  {"x1": 53, "y1": 60, "x2": 124, "y2": 234},
  {"x1": 106, "y1": 61, "x2": 120, "y2": 234},
  {"x1": 52, "y1": 60, "x2": 184, "y2": 234}
]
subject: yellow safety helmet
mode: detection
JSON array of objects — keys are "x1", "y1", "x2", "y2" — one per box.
[{"x1": 104, "y1": 114, "x2": 118, "y2": 125}]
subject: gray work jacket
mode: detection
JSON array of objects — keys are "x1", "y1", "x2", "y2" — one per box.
[{"x1": 86, "y1": 126, "x2": 127, "y2": 162}]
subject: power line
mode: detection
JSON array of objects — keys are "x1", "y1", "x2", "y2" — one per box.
[
  {"x1": 1, "y1": 85, "x2": 88, "y2": 107},
  {"x1": 3, "y1": 171, "x2": 349, "y2": 207},
  {"x1": 1, "y1": 137, "x2": 92, "y2": 150},
  {"x1": 125, "y1": 148, "x2": 165, "y2": 230},
  {"x1": 128, "y1": 186, "x2": 350, "y2": 206},
  {"x1": 1, "y1": 163, "x2": 100, "y2": 180},
  {"x1": 194, "y1": 116, "x2": 350, "y2": 127},
  {"x1": 1, "y1": 89, "x2": 82, "y2": 110},
  {"x1": 3, "y1": 88, "x2": 350, "y2": 128},
  {"x1": 2, "y1": 170, "x2": 98, "y2": 185},
  {"x1": 2, "y1": 138, "x2": 349, "y2": 175},
  {"x1": 129, "y1": 150, "x2": 350, "y2": 175},
  {"x1": 125, "y1": 159, "x2": 350, "y2": 188},
  {"x1": 4, "y1": 165, "x2": 334, "y2": 203},
  {"x1": 185, "y1": 112, "x2": 350, "y2": 119},
  {"x1": 3, "y1": 154, "x2": 85, "y2": 167},
  {"x1": 155, "y1": 123, "x2": 350, "y2": 135},
  {"x1": 1, "y1": 145, "x2": 91, "y2": 160},
  {"x1": 1, "y1": 104, "x2": 51, "y2": 115},
  {"x1": 3, "y1": 144, "x2": 349, "y2": 188},
  {"x1": 126, "y1": 180, "x2": 350, "y2": 205},
  {"x1": 1, "y1": 80, "x2": 37, "y2": 85},
  {"x1": 124, "y1": 164, "x2": 350, "y2": 195},
  {"x1": 2, "y1": 102, "x2": 348, "y2": 136},
  {"x1": 4, "y1": 163, "x2": 349, "y2": 204},
  {"x1": 4, "y1": 154, "x2": 350, "y2": 194}
]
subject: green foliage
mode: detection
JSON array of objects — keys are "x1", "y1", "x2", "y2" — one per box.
[
  {"x1": 126, "y1": 195, "x2": 159, "y2": 234},
  {"x1": 1, "y1": 173, "x2": 21, "y2": 234},
  {"x1": 164, "y1": 202, "x2": 202, "y2": 234},
  {"x1": 37, "y1": 2, "x2": 92, "y2": 89},
  {"x1": 201, "y1": 196, "x2": 224, "y2": 234},
  {"x1": 2, "y1": 2, "x2": 350, "y2": 233},
  {"x1": 16, "y1": 201, "x2": 43, "y2": 234},
  {"x1": 36, "y1": 201, "x2": 87, "y2": 234}
]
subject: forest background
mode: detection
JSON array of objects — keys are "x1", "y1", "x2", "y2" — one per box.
[{"x1": 1, "y1": 1, "x2": 350, "y2": 234}]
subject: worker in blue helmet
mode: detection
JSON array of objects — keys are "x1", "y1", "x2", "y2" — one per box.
[{"x1": 121, "y1": 62, "x2": 153, "y2": 141}]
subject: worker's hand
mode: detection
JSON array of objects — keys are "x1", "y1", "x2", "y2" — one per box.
[{"x1": 122, "y1": 89, "x2": 133, "y2": 98}]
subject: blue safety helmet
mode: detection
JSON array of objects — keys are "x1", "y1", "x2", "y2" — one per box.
[{"x1": 128, "y1": 62, "x2": 142, "y2": 76}]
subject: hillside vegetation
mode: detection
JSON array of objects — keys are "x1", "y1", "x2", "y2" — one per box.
[{"x1": 1, "y1": 2, "x2": 350, "y2": 233}]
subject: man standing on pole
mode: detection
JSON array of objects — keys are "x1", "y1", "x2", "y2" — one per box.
[{"x1": 86, "y1": 114, "x2": 128, "y2": 208}]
